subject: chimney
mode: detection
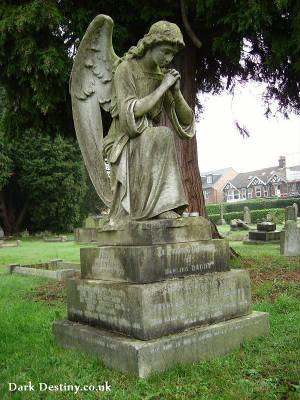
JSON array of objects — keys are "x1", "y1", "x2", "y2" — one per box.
[{"x1": 278, "y1": 156, "x2": 286, "y2": 168}]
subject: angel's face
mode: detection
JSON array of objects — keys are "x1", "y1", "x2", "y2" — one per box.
[{"x1": 150, "y1": 43, "x2": 178, "y2": 68}]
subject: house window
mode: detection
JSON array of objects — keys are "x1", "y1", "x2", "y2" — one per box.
[
  {"x1": 234, "y1": 190, "x2": 240, "y2": 200},
  {"x1": 264, "y1": 187, "x2": 268, "y2": 197},
  {"x1": 241, "y1": 189, "x2": 247, "y2": 199},
  {"x1": 255, "y1": 186, "x2": 261, "y2": 197},
  {"x1": 248, "y1": 188, "x2": 252, "y2": 199},
  {"x1": 275, "y1": 185, "x2": 281, "y2": 196},
  {"x1": 207, "y1": 175, "x2": 212, "y2": 184},
  {"x1": 204, "y1": 190, "x2": 209, "y2": 200},
  {"x1": 227, "y1": 189, "x2": 234, "y2": 201}
]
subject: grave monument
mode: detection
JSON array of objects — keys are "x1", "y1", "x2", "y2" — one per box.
[
  {"x1": 245, "y1": 221, "x2": 281, "y2": 244},
  {"x1": 280, "y1": 206, "x2": 300, "y2": 256},
  {"x1": 53, "y1": 15, "x2": 269, "y2": 377},
  {"x1": 243, "y1": 206, "x2": 251, "y2": 224},
  {"x1": 217, "y1": 203, "x2": 226, "y2": 225}
]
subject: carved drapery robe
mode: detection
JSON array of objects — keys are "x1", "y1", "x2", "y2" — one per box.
[{"x1": 103, "y1": 59, "x2": 195, "y2": 221}]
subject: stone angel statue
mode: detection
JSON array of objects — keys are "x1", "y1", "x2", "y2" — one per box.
[{"x1": 70, "y1": 15, "x2": 195, "y2": 224}]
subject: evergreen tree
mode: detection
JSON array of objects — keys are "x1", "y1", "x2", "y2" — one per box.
[
  {"x1": 0, "y1": 131, "x2": 87, "y2": 234},
  {"x1": 0, "y1": 1, "x2": 298, "y2": 222}
]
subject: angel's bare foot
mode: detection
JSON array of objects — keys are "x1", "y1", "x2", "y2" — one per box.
[{"x1": 156, "y1": 210, "x2": 180, "y2": 219}]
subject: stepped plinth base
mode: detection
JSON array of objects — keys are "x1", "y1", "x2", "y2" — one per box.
[{"x1": 53, "y1": 311, "x2": 269, "y2": 378}]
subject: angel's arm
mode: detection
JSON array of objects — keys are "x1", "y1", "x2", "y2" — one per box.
[
  {"x1": 164, "y1": 79, "x2": 195, "y2": 140},
  {"x1": 133, "y1": 71, "x2": 179, "y2": 118},
  {"x1": 171, "y1": 81, "x2": 194, "y2": 125}
]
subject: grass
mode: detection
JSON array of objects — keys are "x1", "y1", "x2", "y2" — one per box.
[
  {"x1": 0, "y1": 237, "x2": 299, "y2": 399},
  {"x1": 0, "y1": 237, "x2": 91, "y2": 266}
]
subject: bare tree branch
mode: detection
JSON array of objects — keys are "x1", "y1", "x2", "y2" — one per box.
[{"x1": 180, "y1": 0, "x2": 202, "y2": 49}]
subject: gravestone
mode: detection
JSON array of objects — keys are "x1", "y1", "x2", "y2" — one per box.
[
  {"x1": 217, "y1": 203, "x2": 226, "y2": 225},
  {"x1": 54, "y1": 216, "x2": 269, "y2": 377},
  {"x1": 0, "y1": 226, "x2": 4, "y2": 238},
  {"x1": 280, "y1": 220, "x2": 300, "y2": 256},
  {"x1": 53, "y1": 15, "x2": 269, "y2": 378},
  {"x1": 230, "y1": 219, "x2": 249, "y2": 231},
  {"x1": 74, "y1": 215, "x2": 109, "y2": 243},
  {"x1": 243, "y1": 206, "x2": 251, "y2": 224},
  {"x1": 245, "y1": 221, "x2": 281, "y2": 244},
  {"x1": 280, "y1": 205, "x2": 300, "y2": 256},
  {"x1": 293, "y1": 203, "x2": 298, "y2": 218},
  {"x1": 285, "y1": 206, "x2": 297, "y2": 222}
]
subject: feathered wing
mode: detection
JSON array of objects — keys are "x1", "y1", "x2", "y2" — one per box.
[{"x1": 70, "y1": 15, "x2": 120, "y2": 208}]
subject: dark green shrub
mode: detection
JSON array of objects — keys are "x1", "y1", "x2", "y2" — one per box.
[{"x1": 225, "y1": 198, "x2": 300, "y2": 213}]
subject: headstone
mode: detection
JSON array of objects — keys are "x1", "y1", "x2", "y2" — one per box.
[
  {"x1": 280, "y1": 220, "x2": 300, "y2": 256},
  {"x1": 243, "y1": 206, "x2": 251, "y2": 224},
  {"x1": 293, "y1": 203, "x2": 298, "y2": 218},
  {"x1": 285, "y1": 206, "x2": 297, "y2": 222},
  {"x1": 0, "y1": 226, "x2": 4, "y2": 238},
  {"x1": 217, "y1": 204, "x2": 226, "y2": 225},
  {"x1": 230, "y1": 219, "x2": 249, "y2": 231},
  {"x1": 83, "y1": 216, "x2": 99, "y2": 229},
  {"x1": 266, "y1": 212, "x2": 275, "y2": 222}
]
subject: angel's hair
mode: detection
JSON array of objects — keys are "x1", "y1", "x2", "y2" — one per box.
[{"x1": 115, "y1": 21, "x2": 184, "y2": 68}]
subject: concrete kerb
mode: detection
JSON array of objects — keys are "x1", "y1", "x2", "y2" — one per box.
[{"x1": 7, "y1": 261, "x2": 79, "y2": 281}]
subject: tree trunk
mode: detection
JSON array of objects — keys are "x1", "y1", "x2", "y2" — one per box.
[
  {"x1": 163, "y1": 44, "x2": 208, "y2": 217},
  {"x1": 173, "y1": 44, "x2": 208, "y2": 217},
  {"x1": 162, "y1": 43, "x2": 223, "y2": 239}
]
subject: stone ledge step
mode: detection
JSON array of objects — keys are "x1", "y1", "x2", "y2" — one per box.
[{"x1": 53, "y1": 311, "x2": 269, "y2": 378}]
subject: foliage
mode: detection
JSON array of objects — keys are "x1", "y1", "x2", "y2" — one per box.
[
  {"x1": 80, "y1": 170, "x2": 106, "y2": 221},
  {"x1": 0, "y1": 0, "x2": 299, "y2": 141},
  {"x1": 0, "y1": 131, "x2": 87, "y2": 233},
  {"x1": 209, "y1": 207, "x2": 285, "y2": 224},
  {"x1": 0, "y1": 137, "x2": 12, "y2": 190},
  {"x1": 205, "y1": 203, "x2": 223, "y2": 215},
  {"x1": 207, "y1": 198, "x2": 300, "y2": 215}
]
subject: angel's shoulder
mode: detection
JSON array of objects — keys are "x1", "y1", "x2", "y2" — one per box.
[{"x1": 115, "y1": 59, "x2": 137, "y2": 77}]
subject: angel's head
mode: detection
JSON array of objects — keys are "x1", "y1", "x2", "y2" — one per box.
[{"x1": 123, "y1": 21, "x2": 184, "y2": 63}]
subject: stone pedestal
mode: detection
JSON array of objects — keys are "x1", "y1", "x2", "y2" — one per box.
[
  {"x1": 245, "y1": 221, "x2": 280, "y2": 244},
  {"x1": 53, "y1": 216, "x2": 269, "y2": 377}
]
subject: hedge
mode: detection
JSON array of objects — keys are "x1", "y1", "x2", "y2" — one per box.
[
  {"x1": 209, "y1": 208, "x2": 285, "y2": 225},
  {"x1": 224, "y1": 198, "x2": 300, "y2": 213},
  {"x1": 206, "y1": 198, "x2": 299, "y2": 215},
  {"x1": 206, "y1": 204, "x2": 222, "y2": 215}
]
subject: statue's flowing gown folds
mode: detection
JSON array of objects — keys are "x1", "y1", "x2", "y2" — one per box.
[{"x1": 103, "y1": 59, "x2": 195, "y2": 221}]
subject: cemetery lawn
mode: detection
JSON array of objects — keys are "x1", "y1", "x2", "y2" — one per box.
[{"x1": 0, "y1": 238, "x2": 299, "y2": 399}]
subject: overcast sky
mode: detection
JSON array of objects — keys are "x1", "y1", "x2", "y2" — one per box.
[{"x1": 196, "y1": 82, "x2": 300, "y2": 174}]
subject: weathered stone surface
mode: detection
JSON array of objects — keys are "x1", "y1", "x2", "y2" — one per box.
[
  {"x1": 81, "y1": 239, "x2": 229, "y2": 283},
  {"x1": 217, "y1": 204, "x2": 226, "y2": 225},
  {"x1": 257, "y1": 222, "x2": 276, "y2": 232},
  {"x1": 0, "y1": 240, "x2": 21, "y2": 248},
  {"x1": 7, "y1": 265, "x2": 77, "y2": 280},
  {"x1": 285, "y1": 206, "x2": 297, "y2": 222},
  {"x1": 53, "y1": 311, "x2": 269, "y2": 378},
  {"x1": 293, "y1": 203, "x2": 298, "y2": 218},
  {"x1": 96, "y1": 216, "x2": 212, "y2": 246},
  {"x1": 280, "y1": 220, "x2": 300, "y2": 256},
  {"x1": 57, "y1": 261, "x2": 81, "y2": 270},
  {"x1": 230, "y1": 219, "x2": 249, "y2": 231},
  {"x1": 243, "y1": 206, "x2": 251, "y2": 224},
  {"x1": 67, "y1": 270, "x2": 251, "y2": 340},
  {"x1": 74, "y1": 228, "x2": 98, "y2": 243},
  {"x1": 248, "y1": 230, "x2": 281, "y2": 242}
]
